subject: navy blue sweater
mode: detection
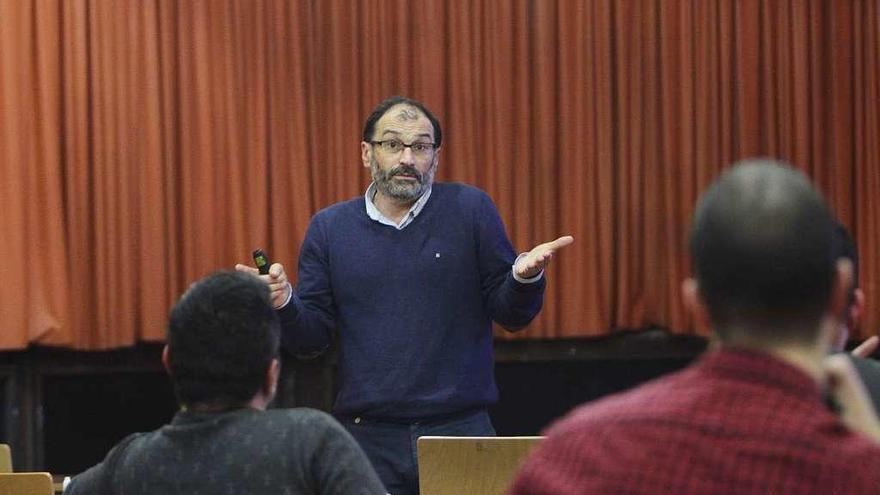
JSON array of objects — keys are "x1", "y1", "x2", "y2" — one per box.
[{"x1": 279, "y1": 182, "x2": 545, "y2": 419}]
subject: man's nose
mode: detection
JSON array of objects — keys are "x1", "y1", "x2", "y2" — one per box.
[{"x1": 398, "y1": 146, "x2": 416, "y2": 165}]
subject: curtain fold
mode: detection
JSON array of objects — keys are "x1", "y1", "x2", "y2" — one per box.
[
  {"x1": 0, "y1": 0, "x2": 71, "y2": 348},
  {"x1": 1, "y1": 0, "x2": 878, "y2": 349}
]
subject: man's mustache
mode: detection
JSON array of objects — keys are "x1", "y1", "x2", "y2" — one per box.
[{"x1": 388, "y1": 165, "x2": 422, "y2": 182}]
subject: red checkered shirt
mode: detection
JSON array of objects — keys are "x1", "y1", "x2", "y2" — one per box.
[{"x1": 509, "y1": 349, "x2": 880, "y2": 495}]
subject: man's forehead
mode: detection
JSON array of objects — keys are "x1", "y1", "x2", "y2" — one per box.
[{"x1": 375, "y1": 104, "x2": 434, "y2": 137}]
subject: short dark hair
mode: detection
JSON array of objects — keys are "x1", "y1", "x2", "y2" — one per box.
[
  {"x1": 362, "y1": 96, "x2": 443, "y2": 147},
  {"x1": 690, "y1": 159, "x2": 836, "y2": 341},
  {"x1": 833, "y1": 220, "x2": 859, "y2": 304},
  {"x1": 167, "y1": 271, "x2": 280, "y2": 409}
]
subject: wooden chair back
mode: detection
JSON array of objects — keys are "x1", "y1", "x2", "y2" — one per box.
[
  {"x1": 417, "y1": 436, "x2": 543, "y2": 495},
  {"x1": 0, "y1": 443, "x2": 11, "y2": 472},
  {"x1": 0, "y1": 472, "x2": 54, "y2": 495}
]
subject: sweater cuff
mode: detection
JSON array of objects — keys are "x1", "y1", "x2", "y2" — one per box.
[
  {"x1": 276, "y1": 288, "x2": 299, "y2": 323},
  {"x1": 276, "y1": 282, "x2": 293, "y2": 309},
  {"x1": 512, "y1": 252, "x2": 545, "y2": 284}
]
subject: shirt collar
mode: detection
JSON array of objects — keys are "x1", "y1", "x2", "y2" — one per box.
[
  {"x1": 364, "y1": 182, "x2": 432, "y2": 230},
  {"x1": 700, "y1": 347, "x2": 822, "y2": 401}
]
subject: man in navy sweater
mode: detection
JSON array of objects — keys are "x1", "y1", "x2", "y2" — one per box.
[{"x1": 238, "y1": 96, "x2": 572, "y2": 494}]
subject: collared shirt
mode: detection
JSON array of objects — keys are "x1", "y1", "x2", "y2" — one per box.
[
  {"x1": 510, "y1": 348, "x2": 880, "y2": 494},
  {"x1": 364, "y1": 182, "x2": 432, "y2": 230}
]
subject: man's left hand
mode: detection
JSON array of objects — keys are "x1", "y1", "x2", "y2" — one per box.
[{"x1": 514, "y1": 235, "x2": 575, "y2": 280}]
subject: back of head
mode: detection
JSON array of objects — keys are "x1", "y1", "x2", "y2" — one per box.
[
  {"x1": 167, "y1": 271, "x2": 280, "y2": 409},
  {"x1": 690, "y1": 159, "x2": 835, "y2": 343}
]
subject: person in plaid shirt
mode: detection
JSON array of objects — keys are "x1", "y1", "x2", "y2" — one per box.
[{"x1": 509, "y1": 160, "x2": 880, "y2": 495}]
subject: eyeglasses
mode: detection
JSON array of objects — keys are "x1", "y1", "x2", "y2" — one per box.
[{"x1": 370, "y1": 139, "x2": 437, "y2": 157}]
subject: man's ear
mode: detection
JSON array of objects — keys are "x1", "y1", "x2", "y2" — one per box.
[
  {"x1": 161, "y1": 345, "x2": 172, "y2": 376},
  {"x1": 830, "y1": 259, "x2": 855, "y2": 320},
  {"x1": 265, "y1": 358, "x2": 280, "y2": 398},
  {"x1": 361, "y1": 142, "x2": 372, "y2": 169},
  {"x1": 682, "y1": 278, "x2": 711, "y2": 331},
  {"x1": 849, "y1": 288, "x2": 866, "y2": 331}
]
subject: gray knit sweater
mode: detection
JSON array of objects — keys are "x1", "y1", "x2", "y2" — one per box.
[{"x1": 66, "y1": 407, "x2": 386, "y2": 494}]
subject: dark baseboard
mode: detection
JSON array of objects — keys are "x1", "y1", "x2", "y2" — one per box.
[{"x1": 0, "y1": 329, "x2": 708, "y2": 473}]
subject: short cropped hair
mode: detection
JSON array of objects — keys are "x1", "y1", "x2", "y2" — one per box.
[
  {"x1": 362, "y1": 96, "x2": 443, "y2": 147},
  {"x1": 690, "y1": 159, "x2": 836, "y2": 341},
  {"x1": 832, "y1": 221, "x2": 859, "y2": 304},
  {"x1": 167, "y1": 271, "x2": 280, "y2": 408}
]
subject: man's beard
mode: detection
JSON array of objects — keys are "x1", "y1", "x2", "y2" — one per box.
[{"x1": 371, "y1": 158, "x2": 436, "y2": 202}]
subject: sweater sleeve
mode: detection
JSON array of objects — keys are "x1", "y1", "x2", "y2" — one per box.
[
  {"x1": 475, "y1": 192, "x2": 546, "y2": 331},
  {"x1": 278, "y1": 214, "x2": 336, "y2": 357},
  {"x1": 64, "y1": 433, "x2": 143, "y2": 495}
]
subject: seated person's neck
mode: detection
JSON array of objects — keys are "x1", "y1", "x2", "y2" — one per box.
[
  {"x1": 713, "y1": 332, "x2": 828, "y2": 384},
  {"x1": 181, "y1": 395, "x2": 269, "y2": 413}
]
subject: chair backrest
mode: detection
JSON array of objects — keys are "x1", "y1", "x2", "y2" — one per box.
[
  {"x1": 0, "y1": 443, "x2": 11, "y2": 472},
  {"x1": 417, "y1": 436, "x2": 543, "y2": 495},
  {"x1": 0, "y1": 472, "x2": 54, "y2": 495}
]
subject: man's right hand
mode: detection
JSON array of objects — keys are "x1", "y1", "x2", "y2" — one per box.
[
  {"x1": 824, "y1": 354, "x2": 880, "y2": 443},
  {"x1": 235, "y1": 262, "x2": 292, "y2": 309},
  {"x1": 852, "y1": 336, "x2": 879, "y2": 359}
]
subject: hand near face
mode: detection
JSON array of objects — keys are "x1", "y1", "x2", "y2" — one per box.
[
  {"x1": 852, "y1": 336, "x2": 879, "y2": 359},
  {"x1": 824, "y1": 354, "x2": 880, "y2": 443},
  {"x1": 514, "y1": 236, "x2": 575, "y2": 280}
]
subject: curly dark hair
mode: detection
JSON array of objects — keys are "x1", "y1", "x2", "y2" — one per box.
[{"x1": 166, "y1": 271, "x2": 280, "y2": 409}]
